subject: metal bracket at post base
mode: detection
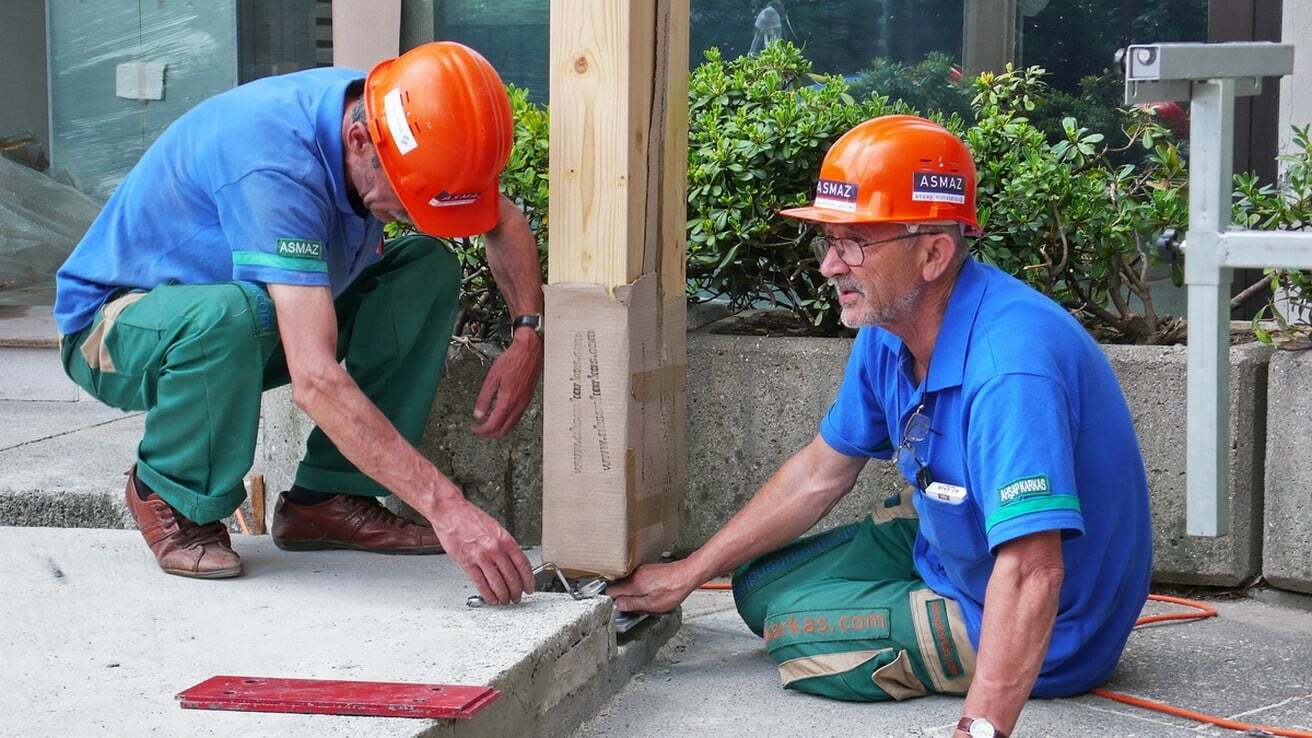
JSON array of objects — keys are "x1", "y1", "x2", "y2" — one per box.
[
  {"x1": 1122, "y1": 42, "x2": 1312, "y2": 537},
  {"x1": 465, "y1": 562, "x2": 651, "y2": 634}
]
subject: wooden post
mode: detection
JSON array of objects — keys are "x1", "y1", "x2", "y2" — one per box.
[
  {"x1": 962, "y1": 0, "x2": 1017, "y2": 76},
  {"x1": 543, "y1": 0, "x2": 688, "y2": 577}
]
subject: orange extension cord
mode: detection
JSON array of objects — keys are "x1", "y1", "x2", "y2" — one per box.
[{"x1": 695, "y1": 585, "x2": 1312, "y2": 737}]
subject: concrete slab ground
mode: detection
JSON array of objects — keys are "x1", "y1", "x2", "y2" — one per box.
[
  {"x1": 576, "y1": 590, "x2": 1312, "y2": 738},
  {"x1": 0, "y1": 527, "x2": 677, "y2": 738},
  {"x1": 0, "y1": 305, "x2": 61, "y2": 347},
  {"x1": 0, "y1": 401, "x2": 141, "y2": 528}
]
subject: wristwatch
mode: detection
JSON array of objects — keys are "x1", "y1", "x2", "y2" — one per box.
[
  {"x1": 511, "y1": 313, "x2": 543, "y2": 337},
  {"x1": 958, "y1": 717, "x2": 1007, "y2": 738}
]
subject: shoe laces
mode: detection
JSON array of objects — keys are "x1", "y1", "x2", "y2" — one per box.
[
  {"x1": 341, "y1": 495, "x2": 409, "y2": 528},
  {"x1": 172, "y1": 514, "x2": 228, "y2": 548}
]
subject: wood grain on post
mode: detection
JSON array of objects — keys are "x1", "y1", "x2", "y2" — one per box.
[{"x1": 544, "y1": 0, "x2": 689, "y2": 575}]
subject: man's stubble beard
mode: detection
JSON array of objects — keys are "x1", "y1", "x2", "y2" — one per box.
[{"x1": 836, "y1": 276, "x2": 921, "y2": 329}]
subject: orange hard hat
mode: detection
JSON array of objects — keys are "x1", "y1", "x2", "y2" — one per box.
[
  {"x1": 780, "y1": 115, "x2": 981, "y2": 236},
  {"x1": 364, "y1": 42, "x2": 513, "y2": 238}
]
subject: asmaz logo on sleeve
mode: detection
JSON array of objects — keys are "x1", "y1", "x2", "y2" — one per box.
[
  {"x1": 814, "y1": 179, "x2": 859, "y2": 212},
  {"x1": 911, "y1": 171, "x2": 966, "y2": 204}
]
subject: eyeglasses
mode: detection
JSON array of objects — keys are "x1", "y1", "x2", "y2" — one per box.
[
  {"x1": 895, "y1": 401, "x2": 937, "y2": 491},
  {"x1": 811, "y1": 231, "x2": 925, "y2": 267}
]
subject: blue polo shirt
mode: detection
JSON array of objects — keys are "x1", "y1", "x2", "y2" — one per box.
[
  {"x1": 819, "y1": 257, "x2": 1152, "y2": 697},
  {"x1": 55, "y1": 67, "x2": 385, "y2": 335}
]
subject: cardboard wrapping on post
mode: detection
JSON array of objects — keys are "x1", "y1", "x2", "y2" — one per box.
[{"x1": 542, "y1": 274, "x2": 684, "y2": 579}]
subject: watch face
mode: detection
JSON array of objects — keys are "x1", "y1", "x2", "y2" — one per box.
[{"x1": 969, "y1": 718, "x2": 998, "y2": 738}]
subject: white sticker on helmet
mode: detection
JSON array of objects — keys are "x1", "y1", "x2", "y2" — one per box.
[
  {"x1": 428, "y1": 191, "x2": 480, "y2": 208},
  {"x1": 384, "y1": 88, "x2": 418, "y2": 155},
  {"x1": 814, "y1": 178, "x2": 858, "y2": 212},
  {"x1": 911, "y1": 171, "x2": 966, "y2": 204}
]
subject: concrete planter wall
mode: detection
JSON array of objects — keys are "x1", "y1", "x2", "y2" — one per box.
[
  {"x1": 680, "y1": 336, "x2": 904, "y2": 550},
  {"x1": 1104, "y1": 343, "x2": 1271, "y2": 586},
  {"x1": 257, "y1": 336, "x2": 1276, "y2": 587},
  {"x1": 1264, "y1": 349, "x2": 1312, "y2": 594}
]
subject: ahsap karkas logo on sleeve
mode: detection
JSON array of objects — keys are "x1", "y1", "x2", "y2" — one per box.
[{"x1": 998, "y1": 475, "x2": 1051, "y2": 506}]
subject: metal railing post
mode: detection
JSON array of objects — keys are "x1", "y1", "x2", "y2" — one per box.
[
  {"x1": 1184, "y1": 78, "x2": 1235, "y2": 536},
  {"x1": 1123, "y1": 42, "x2": 1309, "y2": 537}
]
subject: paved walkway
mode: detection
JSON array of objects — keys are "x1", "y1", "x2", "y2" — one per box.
[
  {"x1": 0, "y1": 527, "x2": 675, "y2": 737},
  {"x1": 577, "y1": 590, "x2": 1312, "y2": 737}
]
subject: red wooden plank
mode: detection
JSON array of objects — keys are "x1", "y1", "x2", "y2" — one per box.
[{"x1": 176, "y1": 675, "x2": 499, "y2": 720}]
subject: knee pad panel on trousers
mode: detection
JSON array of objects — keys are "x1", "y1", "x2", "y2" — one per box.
[
  {"x1": 761, "y1": 579, "x2": 916, "y2": 702},
  {"x1": 731, "y1": 522, "x2": 862, "y2": 635}
]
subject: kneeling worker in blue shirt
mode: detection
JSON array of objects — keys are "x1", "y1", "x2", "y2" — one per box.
[{"x1": 609, "y1": 116, "x2": 1152, "y2": 738}]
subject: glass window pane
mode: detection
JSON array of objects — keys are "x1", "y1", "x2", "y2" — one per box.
[
  {"x1": 238, "y1": 0, "x2": 332, "y2": 84},
  {"x1": 1019, "y1": 0, "x2": 1207, "y2": 94},
  {"x1": 691, "y1": 0, "x2": 964, "y2": 75},
  {"x1": 436, "y1": 0, "x2": 550, "y2": 103},
  {"x1": 435, "y1": 1, "x2": 970, "y2": 105}
]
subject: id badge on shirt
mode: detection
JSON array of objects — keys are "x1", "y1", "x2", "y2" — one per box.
[{"x1": 925, "y1": 481, "x2": 968, "y2": 505}]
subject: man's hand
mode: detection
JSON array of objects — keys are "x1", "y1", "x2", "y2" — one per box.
[
  {"x1": 607, "y1": 560, "x2": 700, "y2": 614},
  {"x1": 471, "y1": 328, "x2": 542, "y2": 438},
  {"x1": 477, "y1": 195, "x2": 543, "y2": 438},
  {"x1": 607, "y1": 437, "x2": 865, "y2": 615},
  {"x1": 429, "y1": 493, "x2": 535, "y2": 605}
]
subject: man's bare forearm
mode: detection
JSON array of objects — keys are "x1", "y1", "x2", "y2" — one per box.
[
  {"x1": 292, "y1": 363, "x2": 459, "y2": 518},
  {"x1": 485, "y1": 195, "x2": 543, "y2": 318},
  {"x1": 685, "y1": 437, "x2": 864, "y2": 583},
  {"x1": 960, "y1": 532, "x2": 1064, "y2": 736}
]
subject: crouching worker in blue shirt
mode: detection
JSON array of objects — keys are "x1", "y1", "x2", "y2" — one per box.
[
  {"x1": 609, "y1": 116, "x2": 1152, "y2": 738},
  {"x1": 53, "y1": 43, "x2": 541, "y2": 606}
]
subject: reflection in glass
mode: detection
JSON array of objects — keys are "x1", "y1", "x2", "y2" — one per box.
[{"x1": 749, "y1": 4, "x2": 785, "y2": 55}]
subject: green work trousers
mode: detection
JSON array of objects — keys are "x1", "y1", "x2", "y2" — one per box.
[
  {"x1": 731, "y1": 490, "x2": 978, "y2": 702},
  {"x1": 59, "y1": 235, "x2": 461, "y2": 524}
]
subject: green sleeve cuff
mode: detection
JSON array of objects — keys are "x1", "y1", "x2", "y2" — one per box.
[
  {"x1": 233, "y1": 251, "x2": 328, "y2": 274},
  {"x1": 985, "y1": 494, "x2": 1082, "y2": 533}
]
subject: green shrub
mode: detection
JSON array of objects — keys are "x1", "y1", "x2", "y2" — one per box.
[
  {"x1": 385, "y1": 84, "x2": 549, "y2": 342},
  {"x1": 966, "y1": 64, "x2": 1189, "y2": 344},
  {"x1": 1234, "y1": 125, "x2": 1312, "y2": 350},
  {"x1": 1030, "y1": 70, "x2": 1135, "y2": 163},
  {"x1": 394, "y1": 44, "x2": 1308, "y2": 349},
  {"x1": 846, "y1": 52, "x2": 975, "y2": 125}
]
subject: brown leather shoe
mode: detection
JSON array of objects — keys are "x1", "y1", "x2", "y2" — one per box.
[
  {"x1": 123, "y1": 467, "x2": 243, "y2": 579},
  {"x1": 271, "y1": 493, "x2": 443, "y2": 554}
]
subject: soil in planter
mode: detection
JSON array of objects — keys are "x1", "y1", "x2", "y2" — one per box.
[
  {"x1": 706, "y1": 309, "x2": 854, "y2": 338},
  {"x1": 705, "y1": 307, "x2": 1273, "y2": 347}
]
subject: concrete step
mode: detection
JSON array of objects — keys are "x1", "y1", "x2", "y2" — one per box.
[
  {"x1": 1, "y1": 526, "x2": 678, "y2": 737},
  {"x1": 0, "y1": 396, "x2": 290, "y2": 533},
  {"x1": 0, "y1": 400, "x2": 141, "y2": 528}
]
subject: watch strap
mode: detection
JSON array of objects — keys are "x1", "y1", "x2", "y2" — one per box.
[
  {"x1": 957, "y1": 718, "x2": 1007, "y2": 738},
  {"x1": 511, "y1": 313, "x2": 543, "y2": 335}
]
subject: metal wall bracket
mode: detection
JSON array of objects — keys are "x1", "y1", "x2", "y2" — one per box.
[{"x1": 1124, "y1": 42, "x2": 1312, "y2": 537}]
